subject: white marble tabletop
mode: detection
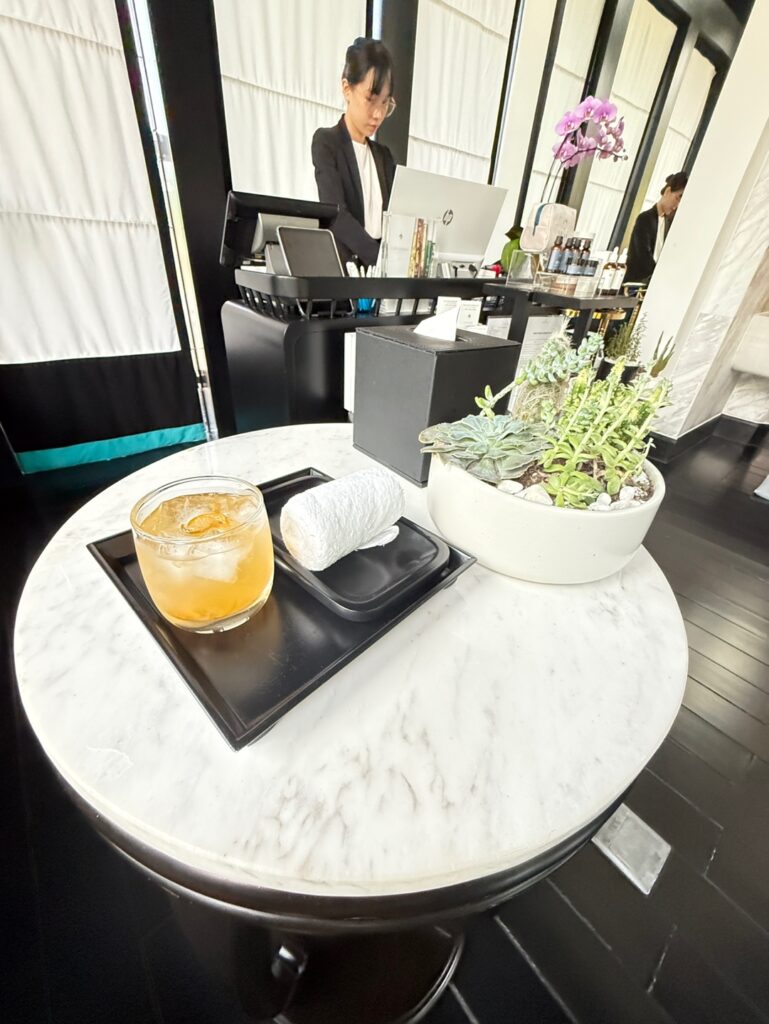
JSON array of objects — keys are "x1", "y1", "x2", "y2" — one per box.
[{"x1": 14, "y1": 424, "x2": 688, "y2": 899}]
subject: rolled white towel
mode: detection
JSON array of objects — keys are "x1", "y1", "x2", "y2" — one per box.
[{"x1": 280, "y1": 468, "x2": 405, "y2": 571}]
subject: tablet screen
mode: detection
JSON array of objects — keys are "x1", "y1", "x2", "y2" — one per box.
[{"x1": 277, "y1": 227, "x2": 345, "y2": 277}]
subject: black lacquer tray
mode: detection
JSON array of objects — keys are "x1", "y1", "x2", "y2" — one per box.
[
  {"x1": 88, "y1": 468, "x2": 474, "y2": 750},
  {"x1": 263, "y1": 468, "x2": 451, "y2": 620}
]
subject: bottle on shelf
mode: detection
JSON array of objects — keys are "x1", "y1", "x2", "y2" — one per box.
[
  {"x1": 575, "y1": 258, "x2": 600, "y2": 298},
  {"x1": 564, "y1": 252, "x2": 584, "y2": 295},
  {"x1": 560, "y1": 237, "x2": 576, "y2": 274},
  {"x1": 599, "y1": 247, "x2": 619, "y2": 296},
  {"x1": 546, "y1": 235, "x2": 564, "y2": 273},
  {"x1": 611, "y1": 248, "x2": 628, "y2": 294}
]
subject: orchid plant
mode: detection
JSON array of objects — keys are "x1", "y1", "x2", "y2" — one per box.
[{"x1": 542, "y1": 95, "x2": 629, "y2": 202}]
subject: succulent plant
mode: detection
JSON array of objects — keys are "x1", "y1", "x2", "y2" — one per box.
[
  {"x1": 419, "y1": 414, "x2": 548, "y2": 484},
  {"x1": 649, "y1": 332, "x2": 675, "y2": 377},
  {"x1": 538, "y1": 361, "x2": 671, "y2": 508},
  {"x1": 513, "y1": 331, "x2": 603, "y2": 388},
  {"x1": 473, "y1": 330, "x2": 602, "y2": 420}
]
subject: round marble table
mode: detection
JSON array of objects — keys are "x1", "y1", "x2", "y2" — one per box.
[{"x1": 15, "y1": 424, "x2": 688, "y2": 1023}]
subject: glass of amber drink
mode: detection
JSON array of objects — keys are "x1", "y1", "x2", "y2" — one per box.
[{"x1": 130, "y1": 476, "x2": 274, "y2": 633}]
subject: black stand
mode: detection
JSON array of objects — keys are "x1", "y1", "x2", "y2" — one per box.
[
  {"x1": 483, "y1": 284, "x2": 638, "y2": 347},
  {"x1": 222, "y1": 274, "x2": 492, "y2": 433},
  {"x1": 170, "y1": 894, "x2": 463, "y2": 1024},
  {"x1": 274, "y1": 927, "x2": 464, "y2": 1024},
  {"x1": 57, "y1": 724, "x2": 628, "y2": 1024}
]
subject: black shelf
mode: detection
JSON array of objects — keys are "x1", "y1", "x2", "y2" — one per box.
[
  {"x1": 482, "y1": 283, "x2": 638, "y2": 312},
  {"x1": 234, "y1": 270, "x2": 489, "y2": 301},
  {"x1": 481, "y1": 283, "x2": 639, "y2": 347},
  {"x1": 234, "y1": 270, "x2": 497, "y2": 325}
]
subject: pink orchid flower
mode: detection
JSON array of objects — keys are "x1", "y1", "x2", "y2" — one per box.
[
  {"x1": 553, "y1": 138, "x2": 577, "y2": 163},
  {"x1": 555, "y1": 110, "x2": 582, "y2": 136},
  {"x1": 575, "y1": 96, "x2": 600, "y2": 120},
  {"x1": 593, "y1": 100, "x2": 618, "y2": 124},
  {"x1": 576, "y1": 133, "x2": 598, "y2": 152}
]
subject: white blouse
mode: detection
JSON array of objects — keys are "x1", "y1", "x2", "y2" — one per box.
[
  {"x1": 654, "y1": 214, "x2": 666, "y2": 264},
  {"x1": 352, "y1": 139, "x2": 383, "y2": 240}
]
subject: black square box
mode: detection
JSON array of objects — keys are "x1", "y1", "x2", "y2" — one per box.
[{"x1": 353, "y1": 325, "x2": 521, "y2": 486}]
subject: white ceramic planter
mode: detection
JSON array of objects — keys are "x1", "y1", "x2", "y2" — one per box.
[{"x1": 426, "y1": 455, "x2": 666, "y2": 585}]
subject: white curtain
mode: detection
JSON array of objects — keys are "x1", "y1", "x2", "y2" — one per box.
[
  {"x1": 0, "y1": 0, "x2": 179, "y2": 364},
  {"x1": 520, "y1": 0, "x2": 605, "y2": 223},
  {"x1": 214, "y1": 0, "x2": 366, "y2": 201},
  {"x1": 407, "y1": 0, "x2": 514, "y2": 183},
  {"x1": 642, "y1": 48, "x2": 715, "y2": 211},
  {"x1": 576, "y1": 0, "x2": 676, "y2": 250}
]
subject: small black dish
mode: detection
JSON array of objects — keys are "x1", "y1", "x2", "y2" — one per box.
[
  {"x1": 88, "y1": 468, "x2": 474, "y2": 749},
  {"x1": 262, "y1": 468, "x2": 451, "y2": 621}
]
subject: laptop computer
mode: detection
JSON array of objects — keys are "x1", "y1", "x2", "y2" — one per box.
[{"x1": 385, "y1": 167, "x2": 507, "y2": 265}]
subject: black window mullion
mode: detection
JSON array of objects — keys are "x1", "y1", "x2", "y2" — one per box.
[
  {"x1": 608, "y1": 8, "x2": 691, "y2": 250},
  {"x1": 488, "y1": 0, "x2": 526, "y2": 185},
  {"x1": 513, "y1": 0, "x2": 568, "y2": 225}
]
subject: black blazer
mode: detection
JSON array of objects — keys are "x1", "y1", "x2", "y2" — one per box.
[
  {"x1": 626, "y1": 205, "x2": 668, "y2": 284},
  {"x1": 311, "y1": 116, "x2": 396, "y2": 267}
]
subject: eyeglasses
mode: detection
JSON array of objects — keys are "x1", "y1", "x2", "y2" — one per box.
[
  {"x1": 370, "y1": 95, "x2": 397, "y2": 118},
  {"x1": 354, "y1": 87, "x2": 396, "y2": 118}
]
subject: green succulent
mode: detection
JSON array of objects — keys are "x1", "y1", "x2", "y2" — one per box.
[
  {"x1": 513, "y1": 331, "x2": 603, "y2": 388},
  {"x1": 649, "y1": 332, "x2": 675, "y2": 377},
  {"x1": 419, "y1": 414, "x2": 547, "y2": 484},
  {"x1": 473, "y1": 330, "x2": 602, "y2": 420},
  {"x1": 539, "y1": 362, "x2": 671, "y2": 508}
]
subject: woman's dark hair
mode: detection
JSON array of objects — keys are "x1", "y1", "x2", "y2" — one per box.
[
  {"x1": 662, "y1": 171, "x2": 688, "y2": 194},
  {"x1": 343, "y1": 37, "x2": 394, "y2": 96}
]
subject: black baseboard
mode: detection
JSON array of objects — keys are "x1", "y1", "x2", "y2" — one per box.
[
  {"x1": 713, "y1": 415, "x2": 769, "y2": 446},
  {"x1": 651, "y1": 414, "x2": 769, "y2": 464},
  {"x1": 650, "y1": 417, "x2": 720, "y2": 464}
]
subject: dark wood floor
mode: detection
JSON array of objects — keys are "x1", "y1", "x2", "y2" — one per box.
[{"x1": 3, "y1": 422, "x2": 768, "y2": 1024}]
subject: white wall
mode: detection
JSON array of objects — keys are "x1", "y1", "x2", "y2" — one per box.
[
  {"x1": 639, "y1": 0, "x2": 769, "y2": 436},
  {"x1": 679, "y1": 138, "x2": 769, "y2": 431}
]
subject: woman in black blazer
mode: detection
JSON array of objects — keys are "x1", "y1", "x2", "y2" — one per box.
[
  {"x1": 626, "y1": 171, "x2": 687, "y2": 284},
  {"x1": 312, "y1": 38, "x2": 396, "y2": 268}
]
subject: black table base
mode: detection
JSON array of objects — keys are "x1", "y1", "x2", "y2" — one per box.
[
  {"x1": 170, "y1": 892, "x2": 463, "y2": 1023},
  {"x1": 50, "y1": 756, "x2": 628, "y2": 1023},
  {"x1": 274, "y1": 927, "x2": 463, "y2": 1024}
]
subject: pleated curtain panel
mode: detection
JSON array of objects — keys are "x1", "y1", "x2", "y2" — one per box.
[
  {"x1": 214, "y1": 0, "x2": 367, "y2": 199},
  {"x1": 576, "y1": 0, "x2": 677, "y2": 249},
  {"x1": 519, "y1": 0, "x2": 605, "y2": 223},
  {"x1": 407, "y1": 0, "x2": 514, "y2": 183},
  {"x1": 642, "y1": 48, "x2": 715, "y2": 211},
  {"x1": 0, "y1": 0, "x2": 202, "y2": 471}
]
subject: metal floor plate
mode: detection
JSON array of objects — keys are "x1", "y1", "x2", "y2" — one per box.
[{"x1": 592, "y1": 804, "x2": 671, "y2": 895}]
